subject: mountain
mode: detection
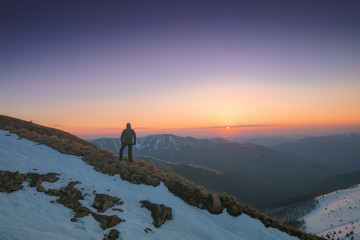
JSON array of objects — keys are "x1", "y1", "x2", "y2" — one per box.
[
  {"x1": 307, "y1": 170, "x2": 360, "y2": 196},
  {"x1": 300, "y1": 184, "x2": 360, "y2": 240},
  {"x1": 91, "y1": 134, "x2": 333, "y2": 192},
  {"x1": 0, "y1": 115, "x2": 322, "y2": 240},
  {"x1": 235, "y1": 136, "x2": 303, "y2": 147},
  {"x1": 274, "y1": 133, "x2": 360, "y2": 174},
  {"x1": 297, "y1": 133, "x2": 360, "y2": 146},
  {"x1": 170, "y1": 163, "x2": 301, "y2": 209}
]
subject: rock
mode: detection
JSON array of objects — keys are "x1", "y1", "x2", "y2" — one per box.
[
  {"x1": 0, "y1": 171, "x2": 59, "y2": 194},
  {"x1": 220, "y1": 193, "x2": 243, "y2": 216},
  {"x1": 112, "y1": 208, "x2": 124, "y2": 213},
  {"x1": 42, "y1": 180, "x2": 125, "y2": 231},
  {"x1": 0, "y1": 171, "x2": 58, "y2": 193},
  {"x1": 104, "y1": 229, "x2": 119, "y2": 240},
  {"x1": 36, "y1": 185, "x2": 45, "y2": 192},
  {"x1": 44, "y1": 181, "x2": 84, "y2": 212},
  {"x1": 144, "y1": 227, "x2": 153, "y2": 233},
  {"x1": 27, "y1": 172, "x2": 59, "y2": 188},
  {"x1": 55, "y1": 181, "x2": 83, "y2": 209},
  {"x1": 140, "y1": 200, "x2": 173, "y2": 228},
  {"x1": 46, "y1": 188, "x2": 61, "y2": 196},
  {"x1": 93, "y1": 194, "x2": 120, "y2": 213},
  {"x1": 0, "y1": 170, "x2": 26, "y2": 193},
  {"x1": 209, "y1": 193, "x2": 223, "y2": 214},
  {"x1": 42, "y1": 173, "x2": 59, "y2": 183},
  {"x1": 74, "y1": 206, "x2": 92, "y2": 218},
  {"x1": 92, "y1": 213, "x2": 123, "y2": 230}
]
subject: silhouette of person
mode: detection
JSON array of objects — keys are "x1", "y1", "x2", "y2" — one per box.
[{"x1": 119, "y1": 123, "x2": 136, "y2": 162}]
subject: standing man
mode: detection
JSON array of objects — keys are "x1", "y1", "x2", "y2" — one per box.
[{"x1": 119, "y1": 123, "x2": 136, "y2": 162}]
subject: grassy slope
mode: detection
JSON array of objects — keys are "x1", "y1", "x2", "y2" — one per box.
[{"x1": 0, "y1": 114, "x2": 323, "y2": 240}]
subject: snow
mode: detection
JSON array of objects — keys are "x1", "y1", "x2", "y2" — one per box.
[
  {"x1": 0, "y1": 130, "x2": 299, "y2": 240},
  {"x1": 112, "y1": 139, "x2": 119, "y2": 151},
  {"x1": 168, "y1": 135, "x2": 181, "y2": 151},
  {"x1": 97, "y1": 141, "x2": 103, "y2": 148},
  {"x1": 301, "y1": 185, "x2": 360, "y2": 240},
  {"x1": 153, "y1": 136, "x2": 162, "y2": 150}
]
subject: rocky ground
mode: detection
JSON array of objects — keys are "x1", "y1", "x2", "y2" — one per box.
[{"x1": 0, "y1": 169, "x2": 174, "y2": 239}]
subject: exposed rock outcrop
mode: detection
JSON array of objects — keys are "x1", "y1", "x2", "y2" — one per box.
[
  {"x1": 45, "y1": 182, "x2": 123, "y2": 230},
  {"x1": 93, "y1": 193, "x2": 120, "y2": 213},
  {"x1": 92, "y1": 213, "x2": 123, "y2": 230},
  {"x1": 140, "y1": 200, "x2": 172, "y2": 228},
  {"x1": 74, "y1": 206, "x2": 93, "y2": 218},
  {"x1": 28, "y1": 172, "x2": 59, "y2": 188},
  {"x1": 46, "y1": 181, "x2": 84, "y2": 209},
  {"x1": 0, "y1": 170, "x2": 125, "y2": 233},
  {"x1": 0, "y1": 170, "x2": 59, "y2": 193},
  {"x1": 0, "y1": 170, "x2": 26, "y2": 193},
  {"x1": 103, "y1": 229, "x2": 120, "y2": 240}
]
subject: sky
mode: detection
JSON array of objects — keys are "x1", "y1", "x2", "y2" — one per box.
[{"x1": 1, "y1": 0, "x2": 360, "y2": 140}]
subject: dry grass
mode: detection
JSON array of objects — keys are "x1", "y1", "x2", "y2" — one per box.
[{"x1": 0, "y1": 114, "x2": 324, "y2": 240}]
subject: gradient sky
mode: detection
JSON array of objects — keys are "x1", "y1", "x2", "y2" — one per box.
[{"x1": 1, "y1": 0, "x2": 360, "y2": 139}]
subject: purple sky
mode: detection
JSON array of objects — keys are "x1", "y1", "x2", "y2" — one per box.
[{"x1": 1, "y1": 0, "x2": 360, "y2": 139}]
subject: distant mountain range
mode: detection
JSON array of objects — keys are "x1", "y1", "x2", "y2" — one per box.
[
  {"x1": 235, "y1": 136, "x2": 304, "y2": 147},
  {"x1": 273, "y1": 133, "x2": 360, "y2": 174},
  {"x1": 91, "y1": 133, "x2": 360, "y2": 209},
  {"x1": 91, "y1": 134, "x2": 333, "y2": 189}
]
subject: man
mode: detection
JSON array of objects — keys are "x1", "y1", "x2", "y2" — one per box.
[{"x1": 119, "y1": 123, "x2": 136, "y2": 162}]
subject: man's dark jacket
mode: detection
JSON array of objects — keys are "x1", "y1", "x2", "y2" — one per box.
[{"x1": 121, "y1": 125, "x2": 136, "y2": 144}]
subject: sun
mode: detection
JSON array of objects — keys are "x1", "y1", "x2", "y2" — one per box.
[{"x1": 226, "y1": 126, "x2": 230, "y2": 130}]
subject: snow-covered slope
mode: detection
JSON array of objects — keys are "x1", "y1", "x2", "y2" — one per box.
[
  {"x1": 0, "y1": 130, "x2": 300, "y2": 240},
  {"x1": 300, "y1": 185, "x2": 360, "y2": 240}
]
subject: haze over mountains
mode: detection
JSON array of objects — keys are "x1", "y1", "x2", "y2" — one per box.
[
  {"x1": 274, "y1": 133, "x2": 360, "y2": 174},
  {"x1": 91, "y1": 133, "x2": 360, "y2": 209}
]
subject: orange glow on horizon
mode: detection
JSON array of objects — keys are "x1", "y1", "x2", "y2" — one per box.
[
  {"x1": 46, "y1": 121, "x2": 360, "y2": 140},
  {"x1": 4, "y1": 75, "x2": 359, "y2": 140}
]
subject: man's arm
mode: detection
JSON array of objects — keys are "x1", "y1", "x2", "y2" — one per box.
[
  {"x1": 133, "y1": 130, "x2": 136, "y2": 145},
  {"x1": 120, "y1": 130, "x2": 125, "y2": 144}
]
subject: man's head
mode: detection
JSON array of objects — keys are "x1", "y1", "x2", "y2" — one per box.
[{"x1": 126, "y1": 123, "x2": 131, "y2": 129}]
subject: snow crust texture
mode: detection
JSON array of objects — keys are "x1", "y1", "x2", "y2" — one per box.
[{"x1": 0, "y1": 130, "x2": 299, "y2": 240}]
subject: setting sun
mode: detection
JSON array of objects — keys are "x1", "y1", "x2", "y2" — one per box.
[{"x1": 226, "y1": 127, "x2": 230, "y2": 130}]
